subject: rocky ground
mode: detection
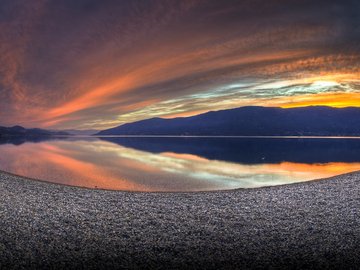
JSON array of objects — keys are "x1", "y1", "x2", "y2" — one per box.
[{"x1": 0, "y1": 170, "x2": 359, "y2": 269}]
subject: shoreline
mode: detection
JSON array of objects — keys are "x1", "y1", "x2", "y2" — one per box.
[
  {"x1": 0, "y1": 170, "x2": 359, "y2": 269},
  {"x1": 1, "y1": 168, "x2": 359, "y2": 194},
  {"x1": 54, "y1": 134, "x2": 360, "y2": 139}
]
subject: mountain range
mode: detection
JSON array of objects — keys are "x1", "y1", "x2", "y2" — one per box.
[
  {"x1": 52, "y1": 129, "x2": 98, "y2": 136},
  {"x1": 96, "y1": 106, "x2": 360, "y2": 136},
  {"x1": 0, "y1": 125, "x2": 68, "y2": 137}
]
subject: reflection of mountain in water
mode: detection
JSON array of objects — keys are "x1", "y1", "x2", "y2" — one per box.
[
  {"x1": 0, "y1": 136, "x2": 96, "y2": 146},
  {"x1": 0, "y1": 125, "x2": 69, "y2": 145},
  {"x1": 3, "y1": 135, "x2": 360, "y2": 165},
  {"x1": 0, "y1": 136, "x2": 56, "y2": 146},
  {"x1": 100, "y1": 137, "x2": 360, "y2": 165}
]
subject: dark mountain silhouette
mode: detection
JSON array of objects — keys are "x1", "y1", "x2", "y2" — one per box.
[
  {"x1": 97, "y1": 106, "x2": 360, "y2": 136},
  {"x1": 0, "y1": 125, "x2": 68, "y2": 138}
]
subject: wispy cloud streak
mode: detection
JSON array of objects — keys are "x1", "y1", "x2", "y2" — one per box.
[{"x1": 0, "y1": 0, "x2": 359, "y2": 128}]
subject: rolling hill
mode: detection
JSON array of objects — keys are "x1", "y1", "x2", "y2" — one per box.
[
  {"x1": 96, "y1": 106, "x2": 360, "y2": 136},
  {"x1": 0, "y1": 125, "x2": 68, "y2": 137}
]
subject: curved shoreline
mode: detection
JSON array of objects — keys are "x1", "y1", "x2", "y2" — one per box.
[
  {"x1": 1, "y1": 168, "x2": 356, "y2": 194},
  {"x1": 0, "y1": 170, "x2": 359, "y2": 269}
]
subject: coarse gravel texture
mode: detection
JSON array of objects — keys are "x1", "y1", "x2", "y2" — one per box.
[{"x1": 0, "y1": 170, "x2": 359, "y2": 269}]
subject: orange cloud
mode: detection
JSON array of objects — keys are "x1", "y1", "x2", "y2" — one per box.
[
  {"x1": 265, "y1": 162, "x2": 360, "y2": 180},
  {"x1": 35, "y1": 144, "x2": 152, "y2": 191},
  {"x1": 1, "y1": 1, "x2": 360, "y2": 129}
]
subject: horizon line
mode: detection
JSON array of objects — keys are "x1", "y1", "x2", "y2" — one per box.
[{"x1": 3, "y1": 104, "x2": 360, "y2": 130}]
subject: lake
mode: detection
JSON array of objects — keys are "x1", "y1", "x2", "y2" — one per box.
[{"x1": 1, "y1": 136, "x2": 360, "y2": 192}]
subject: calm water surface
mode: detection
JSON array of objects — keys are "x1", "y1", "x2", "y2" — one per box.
[{"x1": 1, "y1": 136, "x2": 360, "y2": 192}]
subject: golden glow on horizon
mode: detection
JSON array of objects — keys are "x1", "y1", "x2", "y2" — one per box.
[
  {"x1": 280, "y1": 92, "x2": 360, "y2": 108},
  {"x1": 96, "y1": 73, "x2": 359, "y2": 127},
  {"x1": 151, "y1": 91, "x2": 360, "y2": 122}
]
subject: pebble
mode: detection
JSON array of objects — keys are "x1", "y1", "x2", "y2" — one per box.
[{"x1": 0, "y1": 171, "x2": 359, "y2": 269}]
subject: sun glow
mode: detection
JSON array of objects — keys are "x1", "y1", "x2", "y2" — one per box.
[{"x1": 280, "y1": 92, "x2": 360, "y2": 108}]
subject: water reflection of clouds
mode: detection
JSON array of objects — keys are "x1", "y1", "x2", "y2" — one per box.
[{"x1": 1, "y1": 140, "x2": 359, "y2": 191}]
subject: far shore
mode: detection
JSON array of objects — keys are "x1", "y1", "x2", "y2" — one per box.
[
  {"x1": 79, "y1": 134, "x2": 360, "y2": 139},
  {"x1": 0, "y1": 170, "x2": 359, "y2": 269}
]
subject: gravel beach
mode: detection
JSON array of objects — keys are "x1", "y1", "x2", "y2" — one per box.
[{"x1": 0, "y1": 170, "x2": 359, "y2": 269}]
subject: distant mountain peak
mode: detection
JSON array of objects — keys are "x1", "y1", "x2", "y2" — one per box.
[{"x1": 10, "y1": 125, "x2": 25, "y2": 130}]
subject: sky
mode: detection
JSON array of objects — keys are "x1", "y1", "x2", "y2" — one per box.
[{"x1": 0, "y1": 0, "x2": 359, "y2": 130}]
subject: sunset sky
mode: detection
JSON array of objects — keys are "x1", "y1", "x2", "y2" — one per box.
[{"x1": 0, "y1": 0, "x2": 359, "y2": 129}]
